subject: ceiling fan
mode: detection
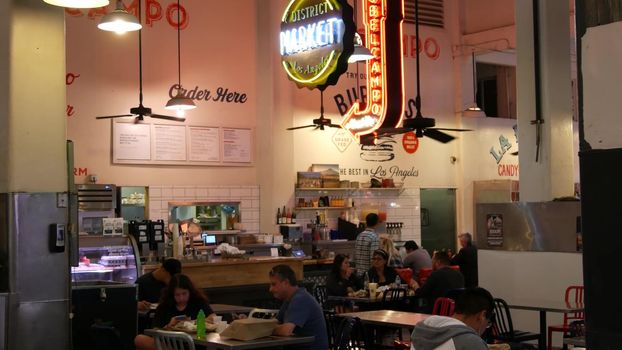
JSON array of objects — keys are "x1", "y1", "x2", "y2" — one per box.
[
  {"x1": 287, "y1": 89, "x2": 341, "y2": 131},
  {"x1": 96, "y1": 1, "x2": 184, "y2": 123},
  {"x1": 375, "y1": 0, "x2": 470, "y2": 143}
]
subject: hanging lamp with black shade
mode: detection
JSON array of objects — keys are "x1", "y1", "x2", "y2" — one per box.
[
  {"x1": 165, "y1": 0, "x2": 196, "y2": 115},
  {"x1": 348, "y1": 0, "x2": 373, "y2": 63},
  {"x1": 463, "y1": 51, "x2": 486, "y2": 117},
  {"x1": 98, "y1": 0, "x2": 142, "y2": 34}
]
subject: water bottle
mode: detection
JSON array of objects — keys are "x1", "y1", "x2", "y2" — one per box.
[
  {"x1": 196, "y1": 309, "x2": 206, "y2": 339},
  {"x1": 395, "y1": 274, "x2": 401, "y2": 287},
  {"x1": 364, "y1": 271, "x2": 370, "y2": 290}
]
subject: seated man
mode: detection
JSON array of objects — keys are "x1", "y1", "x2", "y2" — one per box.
[
  {"x1": 269, "y1": 264, "x2": 328, "y2": 350},
  {"x1": 136, "y1": 258, "x2": 182, "y2": 311},
  {"x1": 403, "y1": 240, "x2": 432, "y2": 282},
  {"x1": 412, "y1": 251, "x2": 464, "y2": 313},
  {"x1": 410, "y1": 287, "x2": 494, "y2": 350}
]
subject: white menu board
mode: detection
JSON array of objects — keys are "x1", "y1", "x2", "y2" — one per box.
[
  {"x1": 113, "y1": 123, "x2": 151, "y2": 160},
  {"x1": 222, "y1": 128, "x2": 252, "y2": 163},
  {"x1": 189, "y1": 127, "x2": 220, "y2": 162},
  {"x1": 154, "y1": 125, "x2": 187, "y2": 161}
]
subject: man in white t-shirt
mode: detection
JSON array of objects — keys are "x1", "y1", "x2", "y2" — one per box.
[{"x1": 411, "y1": 287, "x2": 493, "y2": 350}]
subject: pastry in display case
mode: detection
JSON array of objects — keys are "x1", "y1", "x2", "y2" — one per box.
[{"x1": 71, "y1": 235, "x2": 141, "y2": 284}]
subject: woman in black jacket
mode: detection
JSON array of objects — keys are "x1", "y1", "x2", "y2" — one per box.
[{"x1": 326, "y1": 254, "x2": 362, "y2": 296}]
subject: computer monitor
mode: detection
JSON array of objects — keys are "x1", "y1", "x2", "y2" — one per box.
[{"x1": 202, "y1": 234, "x2": 217, "y2": 245}]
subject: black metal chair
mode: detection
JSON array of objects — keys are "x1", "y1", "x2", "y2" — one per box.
[
  {"x1": 324, "y1": 309, "x2": 339, "y2": 350},
  {"x1": 491, "y1": 298, "x2": 540, "y2": 344},
  {"x1": 314, "y1": 284, "x2": 328, "y2": 308},
  {"x1": 334, "y1": 316, "x2": 373, "y2": 350},
  {"x1": 90, "y1": 323, "x2": 124, "y2": 350},
  {"x1": 381, "y1": 287, "x2": 407, "y2": 310}
]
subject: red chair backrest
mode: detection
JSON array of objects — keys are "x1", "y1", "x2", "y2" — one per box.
[
  {"x1": 433, "y1": 297, "x2": 456, "y2": 316},
  {"x1": 564, "y1": 285, "x2": 584, "y2": 325},
  {"x1": 395, "y1": 268, "x2": 413, "y2": 284},
  {"x1": 418, "y1": 268, "x2": 432, "y2": 284},
  {"x1": 449, "y1": 265, "x2": 460, "y2": 271}
]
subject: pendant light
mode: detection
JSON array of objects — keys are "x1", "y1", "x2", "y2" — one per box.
[
  {"x1": 98, "y1": 0, "x2": 142, "y2": 34},
  {"x1": 348, "y1": 0, "x2": 373, "y2": 63},
  {"x1": 165, "y1": 0, "x2": 196, "y2": 114},
  {"x1": 44, "y1": 0, "x2": 108, "y2": 8},
  {"x1": 463, "y1": 51, "x2": 486, "y2": 117}
]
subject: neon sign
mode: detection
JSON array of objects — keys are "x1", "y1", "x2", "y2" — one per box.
[
  {"x1": 280, "y1": 0, "x2": 355, "y2": 89},
  {"x1": 341, "y1": 0, "x2": 405, "y2": 139}
]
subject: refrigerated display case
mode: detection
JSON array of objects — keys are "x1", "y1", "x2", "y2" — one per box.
[{"x1": 71, "y1": 235, "x2": 141, "y2": 284}]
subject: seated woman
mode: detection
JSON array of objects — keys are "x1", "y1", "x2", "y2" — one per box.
[
  {"x1": 367, "y1": 249, "x2": 398, "y2": 287},
  {"x1": 135, "y1": 274, "x2": 216, "y2": 350},
  {"x1": 326, "y1": 254, "x2": 362, "y2": 296},
  {"x1": 380, "y1": 236, "x2": 404, "y2": 268}
]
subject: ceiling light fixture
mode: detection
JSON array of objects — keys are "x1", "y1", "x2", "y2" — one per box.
[
  {"x1": 44, "y1": 0, "x2": 108, "y2": 8},
  {"x1": 463, "y1": 51, "x2": 486, "y2": 117},
  {"x1": 165, "y1": 0, "x2": 196, "y2": 115},
  {"x1": 97, "y1": 0, "x2": 142, "y2": 34}
]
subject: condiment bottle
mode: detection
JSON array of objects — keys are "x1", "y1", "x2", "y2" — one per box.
[{"x1": 196, "y1": 309, "x2": 206, "y2": 339}]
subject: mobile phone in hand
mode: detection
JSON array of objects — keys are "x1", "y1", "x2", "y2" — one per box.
[{"x1": 175, "y1": 315, "x2": 187, "y2": 320}]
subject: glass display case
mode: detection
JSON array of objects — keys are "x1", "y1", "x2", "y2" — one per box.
[{"x1": 71, "y1": 235, "x2": 141, "y2": 284}]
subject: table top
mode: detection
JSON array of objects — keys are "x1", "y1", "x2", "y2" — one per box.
[
  {"x1": 145, "y1": 329, "x2": 314, "y2": 349},
  {"x1": 328, "y1": 295, "x2": 381, "y2": 304},
  {"x1": 211, "y1": 304, "x2": 254, "y2": 315},
  {"x1": 339, "y1": 310, "x2": 432, "y2": 328},
  {"x1": 507, "y1": 300, "x2": 584, "y2": 313}
]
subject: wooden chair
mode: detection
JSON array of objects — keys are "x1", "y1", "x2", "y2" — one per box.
[
  {"x1": 547, "y1": 285, "x2": 584, "y2": 350},
  {"x1": 491, "y1": 298, "x2": 540, "y2": 344},
  {"x1": 432, "y1": 297, "x2": 456, "y2": 316},
  {"x1": 153, "y1": 330, "x2": 195, "y2": 350}
]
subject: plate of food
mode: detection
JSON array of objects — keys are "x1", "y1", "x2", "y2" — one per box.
[{"x1": 172, "y1": 320, "x2": 218, "y2": 333}]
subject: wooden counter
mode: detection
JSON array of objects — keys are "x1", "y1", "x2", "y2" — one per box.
[{"x1": 142, "y1": 257, "x2": 304, "y2": 289}]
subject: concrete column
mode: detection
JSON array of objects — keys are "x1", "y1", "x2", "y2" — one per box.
[
  {"x1": 516, "y1": 0, "x2": 574, "y2": 201},
  {"x1": 0, "y1": 0, "x2": 67, "y2": 192}
]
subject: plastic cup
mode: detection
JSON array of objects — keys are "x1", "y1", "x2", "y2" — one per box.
[{"x1": 368, "y1": 283, "x2": 378, "y2": 300}]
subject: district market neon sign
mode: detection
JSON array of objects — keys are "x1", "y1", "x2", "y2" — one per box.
[
  {"x1": 280, "y1": 0, "x2": 355, "y2": 89},
  {"x1": 341, "y1": 0, "x2": 406, "y2": 139}
]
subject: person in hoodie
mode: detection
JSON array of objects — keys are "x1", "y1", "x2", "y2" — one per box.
[{"x1": 411, "y1": 287, "x2": 494, "y2": 350}]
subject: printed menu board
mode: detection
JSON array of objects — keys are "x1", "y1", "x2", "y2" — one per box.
[
  {"x1": 112, "y1": 122, "x2": 252, "y2": 166},
  {"x1": 189, "y1": 127, "x2": 220, "y2": 162},
  {"x1": 154, "y1": 125, "x2": 187, "y2": 161},
  {"x1": 113, "y1": 123, "x2": 151, "y2": 160},
  {"x1": 222, "y1": 128, "x2": 252, "y2": 163}
]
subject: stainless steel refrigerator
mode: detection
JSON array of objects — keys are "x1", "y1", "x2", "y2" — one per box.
[{"x1": 0, "y1": 192, "x2": 72, "y2": 349}]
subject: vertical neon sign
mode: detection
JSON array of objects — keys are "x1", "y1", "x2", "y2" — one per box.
[{"x1": 341, "y1": 0, "x2": 405, "y2": 139}]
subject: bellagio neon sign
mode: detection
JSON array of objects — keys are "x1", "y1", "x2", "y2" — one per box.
[{"x1": 341, "y1": 0, "x2": 405, "y2": 139}]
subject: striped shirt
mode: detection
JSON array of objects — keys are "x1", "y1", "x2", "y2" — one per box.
[{"x1": 354, "y1": 229, "x2": 380, "y2": 276}]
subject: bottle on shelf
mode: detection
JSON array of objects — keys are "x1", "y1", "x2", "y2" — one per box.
[
  {"x1": 291, "y1": 211, "x2": 297, "y2": 224},
  {"x1": 285, "y1": 208, "x2": 291, "y2": 224},
  {"x1": 276, "y1": 207, "x2": 281, "y2": 224},
  {"x1": 281, "y1": 206, "x2": 287, "y2": 224}
]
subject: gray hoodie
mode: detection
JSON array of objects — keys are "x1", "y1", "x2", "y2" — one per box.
[{"x1": 411, "y1": 315, "x2": 488, "y2": 350}]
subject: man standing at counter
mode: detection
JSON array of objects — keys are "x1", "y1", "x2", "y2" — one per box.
[
  {"x1": 354, "y1": 213, "x2": 380, "y2": 278},
  {"x1": 136, "y1": 258, "x2": 182, "y2": 311},
  {"x1": 269, "y1": 264, "x2": 327, "y2": 350}
]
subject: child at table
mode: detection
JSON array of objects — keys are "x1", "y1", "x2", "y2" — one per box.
[{"x1": 135, "y1": 273, "x2": 216, "y2": 350}]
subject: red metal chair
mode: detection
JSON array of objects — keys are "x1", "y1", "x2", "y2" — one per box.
[
  {"x1": 432, "y1": 297, "x2": 456, "y2": 316},
  {"x1": 395, "y1": 268, "x2": 413, "y2": 284},
  {"x1": 418, "y1": 267, "x2": 432, "y2": 285},
  {"x1": 547, "y1": 285, "x2": 584, "y2": 350}
]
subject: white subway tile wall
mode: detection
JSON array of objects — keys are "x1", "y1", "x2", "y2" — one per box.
[{"x1": 148, "y1": 185, "x2": 261, "y2": 234}]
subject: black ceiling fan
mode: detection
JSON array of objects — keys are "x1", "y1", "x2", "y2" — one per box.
[
  {"x1": 96, "y1": 1, "x2": 184, "y2": 123},
  {"x1": 376, "y1": 0, "x2": 470, "y2": 143},
  {"x1": 287, "y1": 89, "x2": 341, "y2": 131}
]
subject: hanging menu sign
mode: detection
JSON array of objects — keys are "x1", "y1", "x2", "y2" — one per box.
[
  {"x1": 112, "y1": 122, "x2": 252, "y2": 166},
  {"x1": 279, "y1": 0, "x2": 355, "y2": 89},
  {"x1": 113, "y1": 123, "x2": 151, "y2": 160},
  {"x1": 154, "y1": 125, "x2": 187, "y2": 161},
  {"x1": 189, "y1": 126, "x2": 220, "y2": 162},
  {"x1": 222, "y1": 128, "x2": 252, "y2": 163}
]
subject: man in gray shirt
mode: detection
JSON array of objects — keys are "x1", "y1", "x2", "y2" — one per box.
[
  {"x1": 402, "y1": 240, "x2": 432, "y2": 281},
  {"x1": 411, "y1": 287, "x2": 494, "y2": 350}
]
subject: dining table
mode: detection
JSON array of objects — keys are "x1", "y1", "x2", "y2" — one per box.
[
  {"x1": 211, "y1": 304, "x2": 254, "y2": 315},
  {"x1": 507, "y1": 300, "x2": 584, "y2": 350},
  {"x1": 339, "y1": 309, "x2": 432, "y2": 329},
  {"x1": 144, "y1": 328, "x2": 315, "y2": 349}
]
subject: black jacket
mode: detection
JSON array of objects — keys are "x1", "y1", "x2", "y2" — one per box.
[{"x1": 450, "y1": 245, "x2": 478, "y2": 288}]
